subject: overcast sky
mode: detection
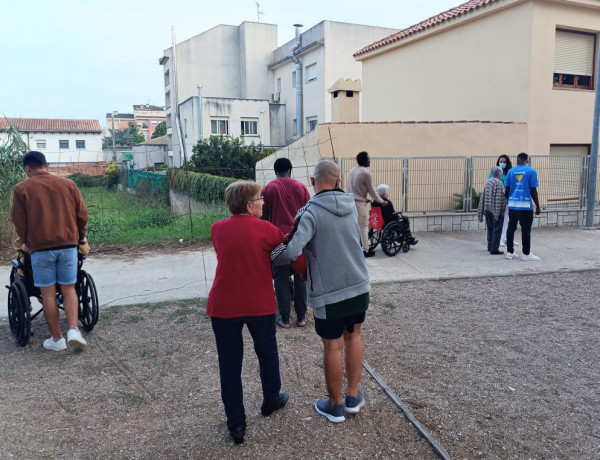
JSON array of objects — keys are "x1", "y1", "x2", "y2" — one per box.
[{"x1": 1, "y1": 0, "x2": 460, "y2": 125}]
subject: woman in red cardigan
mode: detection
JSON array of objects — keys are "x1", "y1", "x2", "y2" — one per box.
[{"x1": 207, "y1": 181, "x2": 289, "y2": 444}]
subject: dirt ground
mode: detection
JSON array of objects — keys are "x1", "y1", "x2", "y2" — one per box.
[{"x1": 1, "y1": 270, "x2": 599, "y2": 459}]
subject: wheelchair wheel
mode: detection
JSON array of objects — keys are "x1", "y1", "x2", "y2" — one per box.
[
  {"x1": 368, "y1": 228, "x2": 381, "y2": 251},
  {"x1": 7, "y1": 280, "x2": 31, "y2": 346},
  {"x1": 381, "y1": 223, "x2": 405, "y2": 257},
  {"x1": 77, "y1": 270, "x2": 99, "y2": 332},
  {"x1": 402, "y1": 242, "x2": 411, "y2": 253}
]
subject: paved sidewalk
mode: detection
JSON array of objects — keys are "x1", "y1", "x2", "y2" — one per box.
[{"x1": 2, "y1": 226, "x2": 600, "y2": 318}]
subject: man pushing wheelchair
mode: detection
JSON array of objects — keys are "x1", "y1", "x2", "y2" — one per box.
[{"x1": 12, "y1": 151, "x2": 90, "y2": 351}]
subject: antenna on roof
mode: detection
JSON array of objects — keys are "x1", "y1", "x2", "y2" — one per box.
[{"x1": 255, "y1": 2, "x2": 263, "y2": 22}]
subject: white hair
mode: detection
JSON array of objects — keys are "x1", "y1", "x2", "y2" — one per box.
[{"x1": 376, "y1": 184, "x2": 390, "y2": 198}]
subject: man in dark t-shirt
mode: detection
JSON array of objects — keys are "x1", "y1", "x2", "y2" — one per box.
[{"x1": 262, "y1": 158, "x2": 311, "y2": 328}]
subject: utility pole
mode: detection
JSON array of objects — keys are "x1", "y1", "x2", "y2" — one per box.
[
  {"x1": 586, "y1": 42, "x2": 600, "y2": 227},
  {"x1": 256, "y1": 2, "x2": 263, "y2": 22},
  {"x1": 111, "y1": 111, "x2": 117, "y2": 162}
]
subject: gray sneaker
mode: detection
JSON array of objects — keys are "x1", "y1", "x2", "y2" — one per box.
[
  {"x1": 315, "y1": 399, "x2": 345, "y2": 423},
  {"x1": 344, "y1": 391, "x2": 365, "y2": 414}
]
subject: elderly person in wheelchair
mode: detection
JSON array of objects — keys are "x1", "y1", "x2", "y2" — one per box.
[{"x1": 369, "y1": 184, "x2": 418, "y2": 257}]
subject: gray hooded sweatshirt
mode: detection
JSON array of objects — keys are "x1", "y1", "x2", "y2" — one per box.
[{"x1": 274, "y1": 189, "x2": 370, "y2": 319}]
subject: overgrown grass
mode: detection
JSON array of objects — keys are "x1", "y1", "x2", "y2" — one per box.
[{"x1": 81, "y1": 187, "x2": 228, "y2": 245}]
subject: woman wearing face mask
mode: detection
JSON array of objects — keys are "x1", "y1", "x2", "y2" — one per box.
[{"x1": 488, "y1": 155, "x2": 518, "y2": 247}]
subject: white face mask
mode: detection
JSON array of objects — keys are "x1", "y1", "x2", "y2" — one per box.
[{"x1": 499, "y1": 163, "x2": 506, "y2": 169}]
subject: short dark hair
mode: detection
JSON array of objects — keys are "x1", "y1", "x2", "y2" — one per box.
[
  {"x1": 517, "y1": 152, "x2": 529, "y2": 164},
  {"x1": 23, "y1": 151, "x2": 47, "y2": 169},
  {"x1": 356, "y1": 151, "x2": 369, "y2": 166},
  {"x1": 273, "y1": 158, "x2": 293, "y2": 174}
]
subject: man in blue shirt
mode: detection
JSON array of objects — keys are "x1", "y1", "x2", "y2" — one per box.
[{"x1": 504, "y1": 152, "x2": 542, "y2": 261}]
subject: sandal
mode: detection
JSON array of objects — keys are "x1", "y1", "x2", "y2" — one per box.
[
  {"x1": 276, "y1": 317, "x2": 290, "y2": 329},
  {"x1": 297, "y1": 318, "x2": 307, "y2": 327}
]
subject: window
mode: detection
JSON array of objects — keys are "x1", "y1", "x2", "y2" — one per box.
[
  {"x1": 292, "y1": 71, "x2": 297, "y2": 88},
  {"x1": 76, "y1": 140, "x2": 85, "y2": 149},
  {"x1": 184, "y1": 118, "x2": 187, "y2": 138},
  {"x1": 307, "y1": 116, "x2": 318, "y2": 132},
  {"x1": 553, "y1": 29, "x2": 595, "y2": 90},
  {"x1": 306, "y1": 63, "x2": 317, "y2": 82},
  {"x1": 36, "y1": 140, "x2": 46, "y2": 149},
  {"x1": 166, "y1": 114, "x2": 172, "y2": 128},
  {"x1": 346, "y1": 91, "x2": 354, "y2": 97},
  {"x1": 151, "y1": 121, "x2": 158, "y2": 126},
  {"x1": 277, "y1": 77, "x2": 281, "y2": 93},
  {"x1": 142, "y1": 122, "x2": 148, "y2": 129},
  {"x1": 165, "y1": 91, "x2": 171, "y2": 109},
  {"x1": 333, "y1": 91, "x2": 339, "y2": 98},
  {"x1": 164, "y1": 70, "x2": 170, "y2": 87},
  {"x1": 211, "y1": 119, "x2": 229, "y2": 135},
  {"x1": 241, "y1": 119, "x2": 258, "y2": 136},
  {"x1": 59, "y1": 140, "x2": 69, "y2": 149}
]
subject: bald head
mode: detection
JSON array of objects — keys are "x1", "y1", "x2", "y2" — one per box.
[{"x1": 311, "y1": 160, "x2": 341, "y2": 193}]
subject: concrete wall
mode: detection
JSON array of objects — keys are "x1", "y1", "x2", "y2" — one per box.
[
  {"x1": 132, "y1": 144, "x2": 168, "y2": 169},
  {"x1": 316, "y1": 121, "x2": 529, "y2": 158}
]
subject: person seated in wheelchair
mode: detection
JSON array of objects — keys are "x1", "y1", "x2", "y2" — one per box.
[{"x1": 372, "y1": 184, "x2": 418, "y2": 246}]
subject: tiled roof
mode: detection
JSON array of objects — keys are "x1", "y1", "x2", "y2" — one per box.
[
  {"x1": 354, "y1": 0, "x2": 501, "y2": 57},
  {"x1": 0, "y1": 118, "x2": 102, "y2": 133},
  {"x1": 139, "y1": 135, "x2": 167, "y2": 145}
]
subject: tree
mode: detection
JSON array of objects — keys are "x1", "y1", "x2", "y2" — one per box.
[
  {"x1": 189, "y1": 135, "x2": 269, "y2": 180},
  {"x1": 152, "y1": 121, "x2": 166, "y2": 139},
  {"x1": 102, "y1": 121, "x2": 146, "y2": 149}
]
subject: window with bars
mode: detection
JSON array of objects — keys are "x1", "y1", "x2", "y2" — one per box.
[
  {"x1": 76, "y1": 140, "x2": 85, "y2": 149},
  {"x1": 211, "y1": 119, "x2": 229, "y2": 135},
  {"x1": 59, "y1": 140, "x2": 69, "y2": 149},
  {"x1": 306, "y1": 116, "x2": 318, "y2": 132},
  {"x1": 553, "y1": 29, "x2": 596, "y2": 90},
  {"x1": 306, "y1": 63, "x2": 317, "y2": 82},
  {"x1": 36, "y1": 140, "x2": 46, "y2": 149}
]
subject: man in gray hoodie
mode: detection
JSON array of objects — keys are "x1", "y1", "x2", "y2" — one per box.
[{"x1": 274, "y1": 160, "x2": 370, "y2": 423}]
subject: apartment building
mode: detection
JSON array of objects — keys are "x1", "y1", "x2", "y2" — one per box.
[{"x1": 159, "y1": 20, "x2": 397, "y2": 167}]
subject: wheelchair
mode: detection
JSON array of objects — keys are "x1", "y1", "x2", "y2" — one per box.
[
  {"x1": 369, "y1": 211, "x2": 413, "y2": 257},
  {"x1": 6, "y1": 250, "x2": 99, "y2": 346}
]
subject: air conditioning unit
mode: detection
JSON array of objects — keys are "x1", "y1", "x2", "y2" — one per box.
[{"x1": 271, "y1": 92, "x2": 280, "y2": 102}]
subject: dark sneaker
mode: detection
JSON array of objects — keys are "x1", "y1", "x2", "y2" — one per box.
[
  {"x1": 261, "y1": 392, "x2": 289, "y2": 417},
  {"x1": 363, "y1": 250, "x2": 375, "y2": 258},
  {"x1": 315, "y1": 399, "x2": 345, "y2": 423},
  {"x1": 228, "y1": 424, "x2": 246, "y2": 444},
  {"x1": 490, "y1": 250, "x2": 504, "y2": 255},
  {"x1": 410, "y1": 238, "x2": 419, "y2": 245},
  {"x1": 344, "y1": 391, "x2": 365, "y2": 414}
]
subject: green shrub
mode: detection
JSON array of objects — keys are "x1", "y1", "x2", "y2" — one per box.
[
  {"x1": 67, "y1": 173, "x2": 105, "y2": 188},
  {"x1": 453, "y1": 188, "x2": 481, "y2": 210},
  {"x1": 167, "y1": 169, "x2": 238, "y2": 203}
]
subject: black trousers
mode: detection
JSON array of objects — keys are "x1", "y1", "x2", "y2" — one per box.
[{"x1": 507, "y1": 209, "x2": 534, "y2": 255}]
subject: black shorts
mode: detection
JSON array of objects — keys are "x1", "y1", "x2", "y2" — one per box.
[{"x1": 314, "y1": 312, "x2": 366, "y2": 340}]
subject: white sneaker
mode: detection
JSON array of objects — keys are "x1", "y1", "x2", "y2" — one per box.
[
  {"x1": 505, "y1": 252, "x2": 518, "y2": 260},
  {"x1": 514, "y1": 241, "x2": 520, "y2": 246},
  {"x1": 500, "y1": 240, "x2": 506, "y2": 247},
  {"x1": 43, "y1": 337, "x2": 67, "y2": 351},
  {"x1": 67, "y1": 328, "x2": 87, "y2": 349},
  {"x1": 521, "y1": 252, "x2": 540, "y2": 261}
]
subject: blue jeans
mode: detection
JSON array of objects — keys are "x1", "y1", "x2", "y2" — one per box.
[
  {"x1": 485, "y1": 211, "x2": 504, "y2": 252},
  {"x1": 273, "y1": 264, "x2": 307, "y2": 324},
  {"x1": 211, "y1": 314, "x2": 281, "y2": 429},
  {"x1": 507, "y1": 209, "x2": 534, "y2": 255}
]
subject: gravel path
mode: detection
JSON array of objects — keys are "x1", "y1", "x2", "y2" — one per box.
[{"x1": 1, "y1": 270, "x2": 598, "y2": 459}]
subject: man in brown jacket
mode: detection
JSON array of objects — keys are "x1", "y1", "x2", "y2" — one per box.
[{"x1": 12, "y1": 151, "x2": 89, "y2": 351}]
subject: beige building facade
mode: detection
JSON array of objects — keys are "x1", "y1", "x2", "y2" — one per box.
[{"x1": 354, "y1": 0, "x2": 600, "y2": 156}]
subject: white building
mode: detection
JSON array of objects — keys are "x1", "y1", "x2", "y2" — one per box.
[
  {"x1": 160, "y1": 20, "x2": 397, "y2": 167},
  {"x1": 0, "y1": 118, "x2": 103, "y2": 164}
]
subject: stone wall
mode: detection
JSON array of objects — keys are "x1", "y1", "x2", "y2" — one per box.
[{"x1": 408, "y1": 208, "x2": 600, "y2": 233}]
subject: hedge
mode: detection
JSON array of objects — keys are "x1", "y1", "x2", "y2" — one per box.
[
  {"x1": 67, "y1": 173, "x2": 106, "y2": 188},
  {"x1": 167, "y1": 168, "x2": 239, "y2": 203}
]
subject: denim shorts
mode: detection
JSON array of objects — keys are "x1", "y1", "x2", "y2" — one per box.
[{"x1": 31, "y1": 247, "x2": 78, "y2": 287}]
